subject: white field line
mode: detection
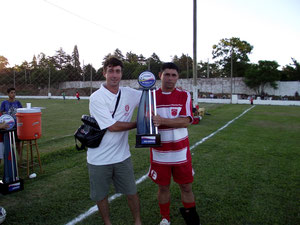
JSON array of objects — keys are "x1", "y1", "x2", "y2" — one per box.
[
  {"x1": 65, "y1": 105, "x2": 255, "y2": 225},
  {"x1": 190, "y1": 105, "x2": 255, "y2": 147}
]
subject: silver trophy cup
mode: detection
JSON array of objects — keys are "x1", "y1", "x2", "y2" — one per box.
[{"x1": 136, "y1": 71, "x2": 161, "y2": 148}]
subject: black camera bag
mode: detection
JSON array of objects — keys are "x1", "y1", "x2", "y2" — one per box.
[{"x1": 74, "y1": 91, "x2": 121, "y2": 150}]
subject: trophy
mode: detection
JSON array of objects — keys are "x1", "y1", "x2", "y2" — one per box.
[{"x1": 136, "y1": 71, "x2": 161, "y2": 148}]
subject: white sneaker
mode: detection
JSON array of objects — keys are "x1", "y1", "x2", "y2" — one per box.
[{"x1": 159, "y1": 218, "x2": 170, "y2": 225}]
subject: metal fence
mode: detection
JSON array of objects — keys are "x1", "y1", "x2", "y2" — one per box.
[{"x1": 0, "y1": 61, "x2": 164, "y2": 96}]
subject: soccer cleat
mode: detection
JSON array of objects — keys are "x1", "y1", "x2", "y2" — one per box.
[
  {"x1": 159, "y1": 218, "x2": 171, "y2": 225},
  {"x1": 180, "y1": 207, "x2": 200, "y2": 225}
]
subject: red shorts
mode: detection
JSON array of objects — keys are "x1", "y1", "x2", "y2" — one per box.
[{"x1": 148, "y1": 162, "x2": 194, "y2": 186}]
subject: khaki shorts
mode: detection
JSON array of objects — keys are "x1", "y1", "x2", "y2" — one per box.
[{"x1": 88, "y1": 157, "x2": 137, "y2": 202}]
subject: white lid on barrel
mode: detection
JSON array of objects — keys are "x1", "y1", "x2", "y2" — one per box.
[{"x1": 17, "y1": 107, "x2": 41, "y2": 113}]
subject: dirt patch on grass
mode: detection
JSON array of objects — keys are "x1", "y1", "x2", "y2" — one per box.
[
  {"x1": 255, "y1": 109, "x2": 300, "y2": 118},
  {"x1": 250, "y1": 120, "x2": 300, "y2": 130}
]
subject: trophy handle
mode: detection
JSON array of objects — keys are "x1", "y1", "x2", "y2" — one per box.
[
  {"x1": 152, "y1": 89, "x2": 158, "y2": 134},
  {"x1": 148, "y1": 89, "x2": 153, "y2": 135}
]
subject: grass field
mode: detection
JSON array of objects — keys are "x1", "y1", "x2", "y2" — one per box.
[{"x1": 0, "y1": 98, "x2": 299, "y2": 225}]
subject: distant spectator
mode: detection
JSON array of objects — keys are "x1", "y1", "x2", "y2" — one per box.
[
  {"x1": 62, "y1": 91, "x2": 66, "y2": 102},
  {"x1": 0, "y1": 88, "x2": 22, "y2": 155},
  {"x1": 1, "y1": 88, "x2": 22, "y2": 120},
  {"x1": 250, "y1": 96, "x2": 254, "y2": 105},
  {"x1": 75, "y1": 91, "x2": 80, "y2": 101}
]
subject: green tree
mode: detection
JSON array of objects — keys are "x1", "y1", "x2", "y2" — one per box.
[
  {"x1": 36, "y1": 53, "x2": 48, "y2": 68},
  {"x1": 53, "y1": 48, "x2": 72, "y2": 70},
  {"x1": 30, "y1": 55, "x2": 38, "y2": 69},
  {"x1": 52, "y1": 48, "x2": 79, "y2": 82},
  {"x1": 113, "y1": 48, "x2": 125, "y2": 61},
  {"x1": 102, "y1": 53, "x2": 113, "y2": 65},
  {"x1": 19, "y1": 61, "x2": 31, "y2": 84},
  {"x1": 212, "y1": 37, "x2": 253, "y2": 77},
  {"x1": 72, "y1": 45, "x2": 82, "y2": 76},
  {"x1": 138, "y1": 54, "x2": 147, "y2": 65},
  {"x1": 30, "y1": 67, "x2": 50, "y2": 87},
  {"x1": 102, "y1": 49, "x2": 125, "y2": 64},
  {"x1": 83, "y1": 64, "x2": 97, "y2": 81},
  {"x1": 172, "y1": 54, "x2": 193, "y2": 78},
  {"x1": 0, "y1": 56, "x2": 10, "y2": 86},
  {"x1": 29, "y1": 53, "x2": 48, "y2": 87},
  {"x1": 198, "y1": 60, "x2": 223, "y2": 78},
  {"x1": 147, "y1": 53, "x2": 162, "y2": 77},
  {"x1": 123, "y1": 62, "x2": 147, "y2": 80},
  {"x1": 96, "y1": 67, "x2": 104, "y2": 80},
  {"x1": 102, "y1": 50, "x2": 122, "y2": 65},
  {"x1": 281, "y1": 58, "x2": 300, "y2": 81},
  {"x1": 244, "y1": 60, "x2": 281, "y2": 95},
  {"x1": 32, "y1": 52, "x2": 69, "y2": 86},
  {"x1": 0, "y1": 56, "x2": 9, "y2": 72},
  {"x1": 125, "y1": 51, "x2": 139, "y2": 63}
]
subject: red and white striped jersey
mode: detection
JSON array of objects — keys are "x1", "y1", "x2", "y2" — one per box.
[{"x1": 150, "y1": 88, "x2": 193, "y2": 165}]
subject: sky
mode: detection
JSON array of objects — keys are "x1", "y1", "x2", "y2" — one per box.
[{"x1": 1, "y1": 0, "x2": 300, "y2": 70}]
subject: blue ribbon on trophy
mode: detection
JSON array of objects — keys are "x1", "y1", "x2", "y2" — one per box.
[{"x1": 136, "y1": 71, "x2": 161, "y2": 148}]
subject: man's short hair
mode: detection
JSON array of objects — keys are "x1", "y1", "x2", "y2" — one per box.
[
  {"x1": 103, "y1": 56, "x2": 123, "y2": 72},
  {"x1": 160, "y1": 62, "x2": 179, "y2": 73},
  {"x1": 7, "y1": 87, "x2": 15, "y2": 94}
]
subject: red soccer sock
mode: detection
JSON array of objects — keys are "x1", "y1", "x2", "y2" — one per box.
[
  {"x1": 159, "y1": 201, "x2": 170, "y2": 221},
  {"x1": 182, "y1": 201, "x2": 196, "y2": 209}
]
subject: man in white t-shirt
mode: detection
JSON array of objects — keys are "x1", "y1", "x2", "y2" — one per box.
[{"x1": 88, "y1": 57, "x2": 142, "y2": 225}]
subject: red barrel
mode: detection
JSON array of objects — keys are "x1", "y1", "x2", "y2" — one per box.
[{"x1": 16, "y1": 108, "x2": 42, "y2": 140}]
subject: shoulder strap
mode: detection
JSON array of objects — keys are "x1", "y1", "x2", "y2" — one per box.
[{"x1": 112, "y1": 91, "x2": 121, "y2": 118}]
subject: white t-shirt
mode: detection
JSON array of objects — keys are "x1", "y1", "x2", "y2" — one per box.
[{"x1": 87, "y1": 85, "x2": 142, "y2": 165}]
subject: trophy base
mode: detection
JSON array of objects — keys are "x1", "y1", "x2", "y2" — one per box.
[
  {"x1": 0, "y1": 179, "x2": 24, "y2": 195},
  {"x1": 136, "y1": 134, "x2": 161, "y2": 148}
]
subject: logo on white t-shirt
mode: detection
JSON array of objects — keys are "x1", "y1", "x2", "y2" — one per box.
[{"x1": 124, "y1": 104, "x2": 130, "y2": 116}]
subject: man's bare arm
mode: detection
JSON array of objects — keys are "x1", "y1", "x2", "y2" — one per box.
[
  {"x1": 107, "y1": 121, "x2": 137, "y2": 132},
  {"x1": 152, "y1": 115, "x2": 191, "y2": 128}
]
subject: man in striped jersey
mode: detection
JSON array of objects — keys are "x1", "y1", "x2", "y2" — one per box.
[{"x1": 149, "y1": 62, "x2": 200, "y2": 225}]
